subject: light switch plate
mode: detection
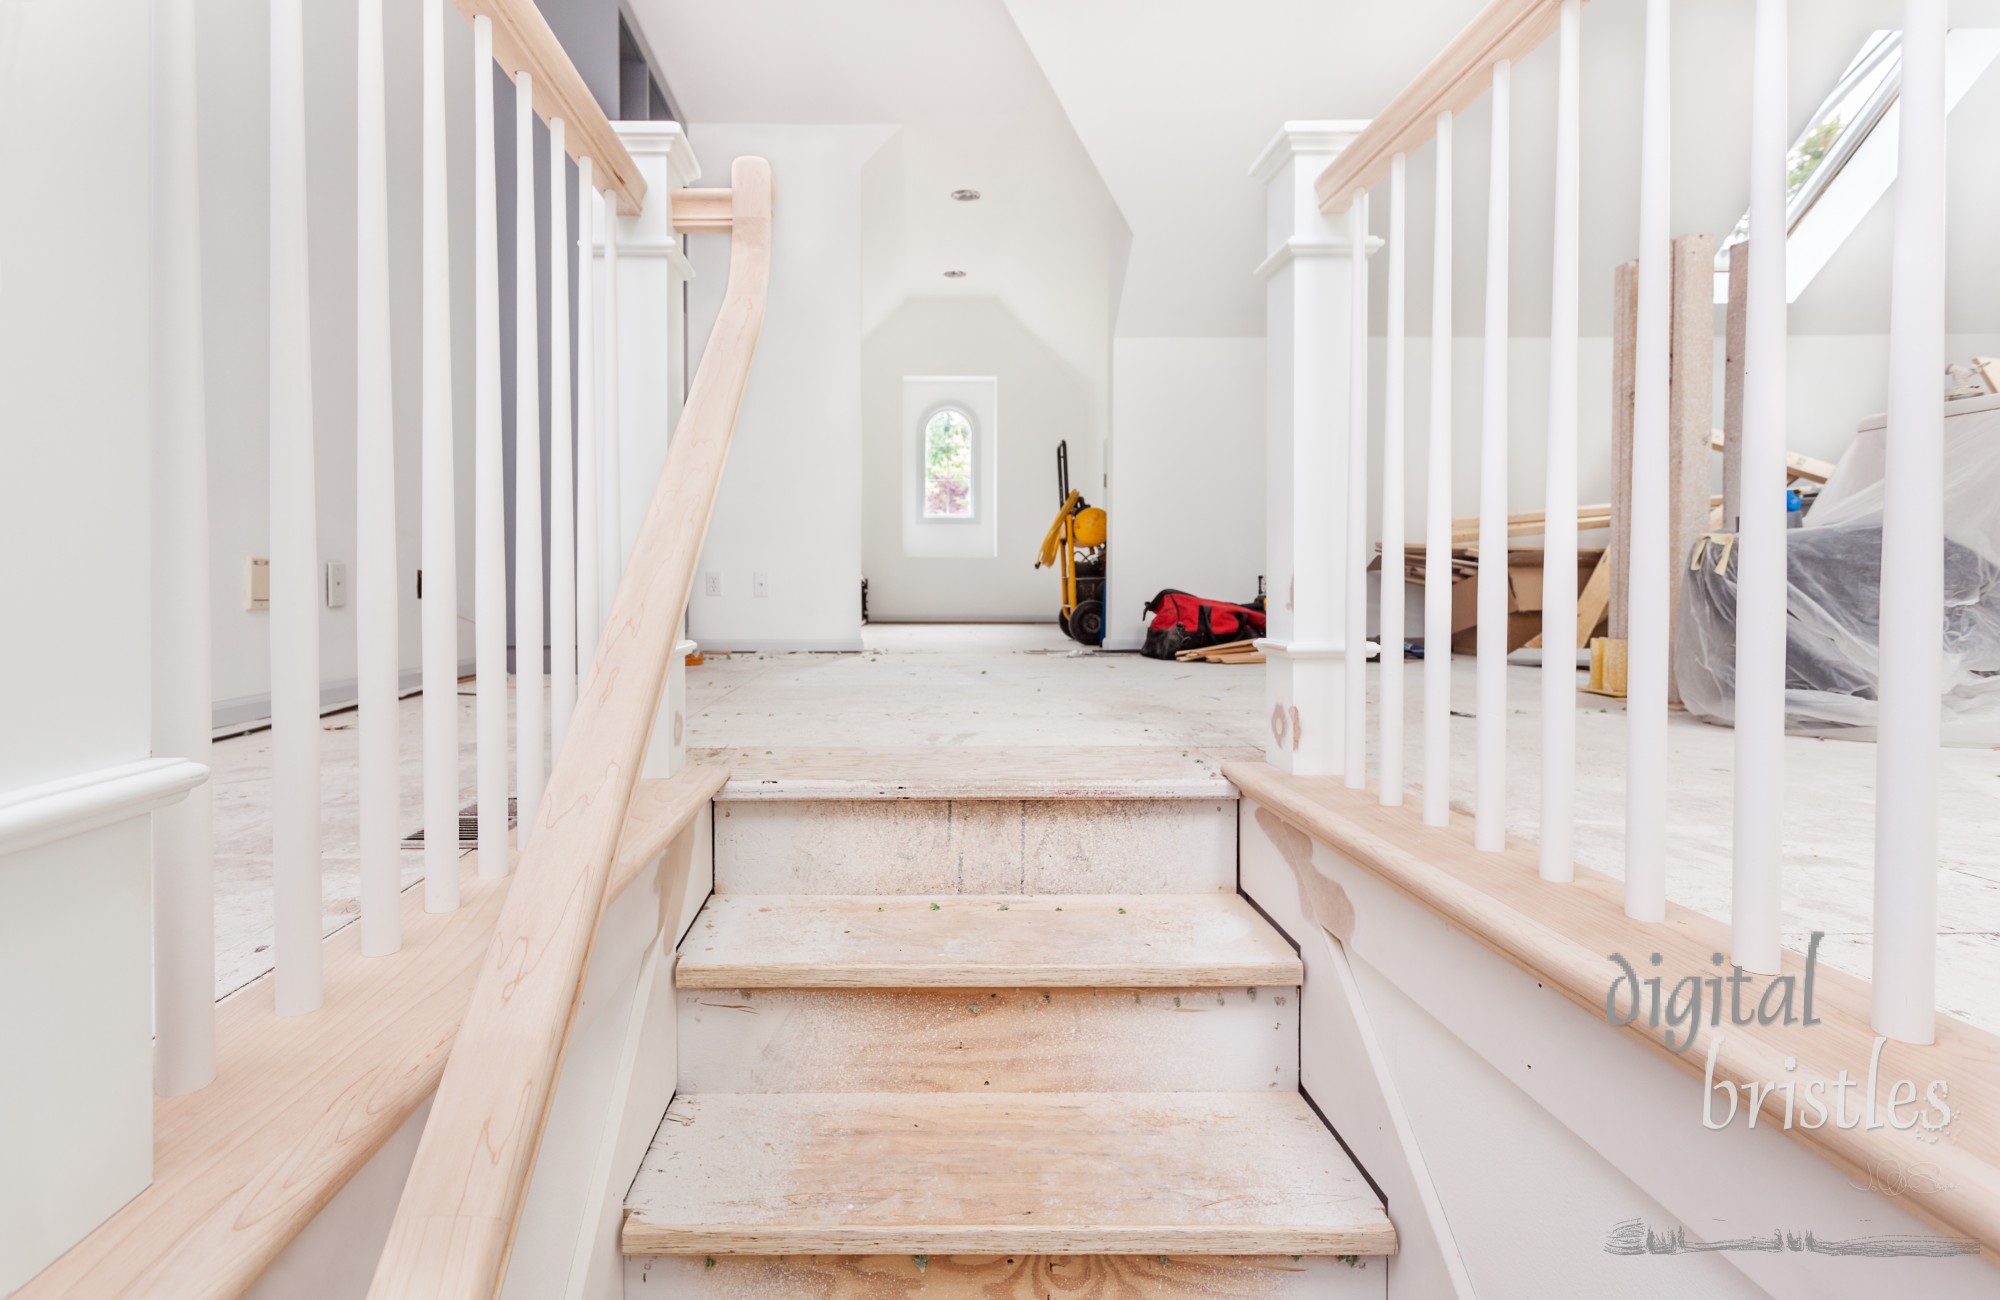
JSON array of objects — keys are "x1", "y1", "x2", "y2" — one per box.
[
  {"x1": 753, "y1": 572, "x2": 769, "y2": 598},
  {"x1": 246, "y1": 557, "x2": 270, "y2": 611},
  {"x1": 324, "y1": 561, "x2": 348, "y2": 609}
]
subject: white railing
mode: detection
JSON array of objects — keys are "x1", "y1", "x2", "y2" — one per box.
[
  {"x1": 149, "y1": 0, "x2": 663, "y2": 1091},
  {"x1": 1279, "y1": 0, "x2": 1949, "y2": 1046}
]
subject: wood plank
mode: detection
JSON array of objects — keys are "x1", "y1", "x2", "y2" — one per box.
[
  {"x1": 676, "y1": 894, "x2": 1302, "y2": 989},
  {"x1": 1573, "y1": 551, "x2": 1612, "y2": 646},
  {"x1": 1667, "y1": 233, "x2": 1717, "y2": 707},
  {"x1": 1722, "y1": 240, "x2": 1749, "y2": 529},
  {"x1": 1224, "y1": 760, "x2": 2000, "y2": 1260},
  {"x1": 676, "y1": 985, "x2": 1298, "y2": 1094},
  {"x1": 696, "y1": 746, "x2": 1249, "y2": 801},
  {"x1": 369, "y1": 160, "x2": 772, "y2": 1300},
  {"x1": 623, "y1": 1092, "x2": 1396, "y2": 1257},
  {"x1": 633, "y1": 1253, "x2": 1351, "y2": 1297},
  {"x1": 17, "y1": 859, "x2": 509, "y2": 1300},
  {"x1": 607, "y1": 767, "x2": 728, "y2": 901},
  {"x1": 1314, "y1": 0, "x2": 1590, "y2": 212},
  {"x1": 1451, "y1": 502, "x2": 1613, "y2": 545},
  {"x1": 1608, "y1": 259, "x2": 1637, "y2": 640},
  {"x1": 452, "y1": 0, "x2": 644, "y2": 214},
  {"x1": 1708, "y1": 427, "x2": 1834, "y2": 485}
]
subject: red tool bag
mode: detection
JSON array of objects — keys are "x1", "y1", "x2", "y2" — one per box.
[{"x1": 1140, "y1": 589, "x2": 1267, "y2": 660}]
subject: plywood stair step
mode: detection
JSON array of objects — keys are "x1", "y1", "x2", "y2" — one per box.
[
  {"x1": 676, "y1": 893, "x2": 1302, "y2": 989},
  {"x1": 622, "y1": 1091, "x2": 1397, "y2": 1258}
]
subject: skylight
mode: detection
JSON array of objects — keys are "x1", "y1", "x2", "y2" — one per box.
[
  {"x1": 1714, "y1": 28, "x2": 2000, "y2": 304},
  {"x1": 1719, "y1": 31, "x2": 1900, "y2": 257}
]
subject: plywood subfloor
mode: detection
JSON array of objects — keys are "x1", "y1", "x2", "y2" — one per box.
[
  {"x1": 623, "y1": 1091, "x2": 1394, "y2": 1257},
  {"x1": 677, "y1": 894, "x2": 1301, "y2": 989}
]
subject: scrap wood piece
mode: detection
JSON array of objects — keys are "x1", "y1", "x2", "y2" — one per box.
[
  {"x1": 1449, "y1": 504, "x2": 1615, "y2": 545},
  {"x1": 1974, "y1": 356, "x2": 2000, "y2": 394},
  {"x1": 1523, "y1": 550, "x2": 1613, "y2": 651},
  {"x1": 1707, "y1": 428, "x2": 1832, "y2": 485},
  {"x1": 1175, "y1": 639, "x2": 1258, "y2": 662}
]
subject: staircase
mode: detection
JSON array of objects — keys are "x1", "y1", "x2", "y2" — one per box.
[{"x1": 620, "y1": 757, "x2": 1397, "y2": 1297}]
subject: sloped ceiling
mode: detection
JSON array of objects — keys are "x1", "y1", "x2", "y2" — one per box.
[
  {"x1": 1008, "y1": 0, "x2": 2000, "y2": 339},
  {"x1": 631, "y1": 0, "x2": 2000, "y2": 342},
  {"x1": 623, "y1": 0, "x2": 1127, "y2": 366}
]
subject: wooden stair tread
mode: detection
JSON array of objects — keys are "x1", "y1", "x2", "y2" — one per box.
[
  {"x1": 676, "y1": 893, "x2": 1303, "y2": 989},
  {"x1": 621, "y1": 1091, "x2": 1396, "y2": 1257},
  {"x1": 694, "y1": 745, "x2": 1250, "y2": 801}
]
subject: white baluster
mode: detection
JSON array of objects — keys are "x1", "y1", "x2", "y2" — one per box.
[
  {"x1": 152, "y1": 0, "x2": 215, "y2": 1092},
  {"x1": 1875, "y1": 0, "x2": 1947, "y2": 1046},
  {"x1": 602, "y1": 193, "x2": 624, "y2": 601},
  {"x1": 1344, "y1": 191, "x2": 1376, "y2": 780},
  {"x1": 575, "y1": 164, "x2": 600, "y2": 676},
  {"x1": 1380, "y1": 153, "x2": 1408, "y2": 808},
  {"x1": 549, "y1": 122, "x2": 576, "y2": 757},
  {"x1": 1424, "y1": 111, "x2": 1454, "y2": 828},
  {"x1": 515, "y1": 72, "x2": 546, "y2": 833},
  {"x1": 355, "y1": 0, "x2": 399, "y2": 956},
  {"x1": 1626, "y1": 0, "x2": 1672, "y2": 922},
  {"x1": 1541, "y1": 0, "x2": 1581, "y2": 882},
  {"x1": 474, "y1": 17, "x2": 510, "y2": 879},
  {"x1": 269, "y1": 0, "x2": 322, "y2": 1013},
  {"x1": 1345, "y1": 192, "x2": 1371, "y2": 789},
  {"x1": 420, "y1": 0, "x2": 461, "y2": 912},
  {"x1": 1734, "y1": 0, "x2": 1788, "y2": 971},
  {"x1": 1475, "y1": 59, "x2": 1511, "y2": 852}
]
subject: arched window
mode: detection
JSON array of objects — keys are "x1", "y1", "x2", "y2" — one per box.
[{"x1": 922, "y1": 408, "x2": 975, "y2": 519}]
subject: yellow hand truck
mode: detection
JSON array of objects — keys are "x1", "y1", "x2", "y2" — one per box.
[{"x1": 1034, "y1": 441, "x2": 1108, "y2": 645}]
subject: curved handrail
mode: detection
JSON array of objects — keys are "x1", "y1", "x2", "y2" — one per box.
[{"x1": 367, "y1": 156, "x2": 772, "y2": 1300}]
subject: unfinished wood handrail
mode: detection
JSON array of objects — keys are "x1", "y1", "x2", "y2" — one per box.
[
  {"x1": 453, "y1": 0, "x2": 645, "y2": 214},
  {"x1": 366, "y1": 157, "x2": 771, "y2": 1300},
  {"x1": 1315, "y1": 0, "x2": 1586, "y2": 213},
  {"x1": 670, "y1": 187, "x2": 737, "y2": 232}
]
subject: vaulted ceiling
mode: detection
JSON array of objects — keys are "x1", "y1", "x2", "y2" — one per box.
[{"x1": 629, "y1": 0, "x2": 2000, "y2": 341}]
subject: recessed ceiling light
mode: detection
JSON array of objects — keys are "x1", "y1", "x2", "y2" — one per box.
[
  {"x1": 943, "y1": 269, "x2": 968, "y2": 278},
  {"x1": 950, "y1": 189, "x2": 982, "y2": 202}
]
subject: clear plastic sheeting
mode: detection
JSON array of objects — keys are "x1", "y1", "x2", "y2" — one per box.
[{"x1": 1676, "y1": 395, "x2": 2000, "y2": 744}]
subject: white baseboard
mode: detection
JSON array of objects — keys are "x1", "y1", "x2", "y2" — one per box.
[{"x1": 212, "y1": 659, "x2": 478, "y2": 737}]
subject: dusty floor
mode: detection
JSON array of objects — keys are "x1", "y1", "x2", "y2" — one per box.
[
  {"x1": 686, "y1": 623, "x2": 2000, "y2": 1033},
  {"x1": 209, "y1": 623, "x2": 2000, "y2": 1032}
]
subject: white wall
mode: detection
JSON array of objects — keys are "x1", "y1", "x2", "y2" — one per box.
[
  {"x1": 0, "y1": 2, "x2": 158, "y2": 1289},
  {"x1": 863, "y1": 300, "x2": 1105, "y2": 622},
  {"x1": 1105, "y1": 338, "x2": 1267, "y2": 649},
  {"x1": 684, "y1": 125, "x2": 891, "y2": 651},
  {"x1": 197, "y1": 0, "x2": 479, "y2": 724}
]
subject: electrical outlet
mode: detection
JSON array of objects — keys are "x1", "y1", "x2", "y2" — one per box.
[
  {"x1": 704, "y1": 571, "x2": 722, "y2": 597},
  {"x1": 324, "y1": 561, "x2": 349, "y2": 609},
  {"x1": 753, "y1": 572, "x2": 770, "y2": 598},
  {"x1": 245, "y1": 557, "x2": 270, "y2": 611}
]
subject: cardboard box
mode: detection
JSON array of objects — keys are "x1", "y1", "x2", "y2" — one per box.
[{"x1": 1390, "y1": 547, "x2": 1603, "y2": 655}]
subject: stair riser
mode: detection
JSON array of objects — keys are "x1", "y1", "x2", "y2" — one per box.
[
  {"x1": 627, "y1": 1253, "x2": 1379, "y2": 1298},
  {"x1": 713, "y1": 798, "x2": 1238, "y2": 895},
  {"x1": 677, "y1": 986, "x2": 1298, "y2": 1093}
]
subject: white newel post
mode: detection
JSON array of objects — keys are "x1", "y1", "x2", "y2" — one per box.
[
  {"x1": 602, "y1": 123, "x2": 701, "y2": 779},
  {"x1": 1251, "y1": 123, "x2": 1373, "y2": 776}
]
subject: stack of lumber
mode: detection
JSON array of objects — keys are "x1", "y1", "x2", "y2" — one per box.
[{"x1": 1176, "y1": 640, "x2": 1264, "y2": 665}]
